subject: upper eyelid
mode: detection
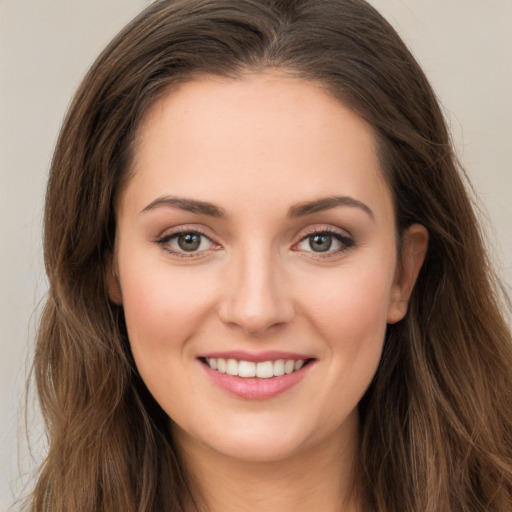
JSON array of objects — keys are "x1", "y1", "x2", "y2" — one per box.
[
  {"x1": 296, "y1": 224, "x2": 353, "y2": 240},
  {"x1": 156, "y1": 225, "x2": 216, "y2": 242}
]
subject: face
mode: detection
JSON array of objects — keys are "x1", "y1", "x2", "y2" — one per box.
[{"x1": 109, "y1": 73, "x2": 426, "y2": 464}]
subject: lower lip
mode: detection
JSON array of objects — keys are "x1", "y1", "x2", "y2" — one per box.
[{"x1": 201, "y1": 361, "x2": 312, "y2": 400}]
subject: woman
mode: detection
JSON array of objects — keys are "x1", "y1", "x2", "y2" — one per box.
[{"x1": 31, "y1": 0, "x2": 512, "y2": 510}]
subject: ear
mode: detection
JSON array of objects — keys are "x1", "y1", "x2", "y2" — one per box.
[
  {"x1": 387, "y1": 224, "x2": 428, "y2": 324},
  {"x1": 105, "y1": 254, "x2": 123, "y2": 305}
]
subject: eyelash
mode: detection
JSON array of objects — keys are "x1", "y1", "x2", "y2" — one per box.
[
  {"x1": 294, "y1": 227, "x2": 354, "y2": 258},
  {"x1": 156, "y1": 228, "x2": 219, "y2": 259},
  {"x1": 155, "y1": 226, "x2": 354, "y2": 259}
]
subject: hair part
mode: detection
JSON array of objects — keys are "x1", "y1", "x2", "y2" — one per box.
[{"x1": 32, "y1": 1, "x2": 512, "y2": 511}]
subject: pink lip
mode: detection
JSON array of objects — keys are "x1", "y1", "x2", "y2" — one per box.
[
  {"x1": 199, "y1": 350, "x2": 310, "y2": 363},
  {"x1": 199, "y1": 359, "x2": 314, "y2": 400}
]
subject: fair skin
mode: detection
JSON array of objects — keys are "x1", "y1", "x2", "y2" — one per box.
[{"x1": 108, "y1": 72, "x2": 427, "y2": 511}]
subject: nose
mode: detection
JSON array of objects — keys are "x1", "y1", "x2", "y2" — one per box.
[{"x1": 217, "y1": 246, "x2": 295, "y2": 336}]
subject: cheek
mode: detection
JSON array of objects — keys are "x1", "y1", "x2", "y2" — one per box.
[
  {"x1": 296, "y1": 256, "x2": 396, "y2": 405},
  {"x1": 119, "y1": 264, "x2": 217, "y2": 362},
  {"x1": 302, "y1": 262, "x2": 395, "y2": 344},
  {"x1": 280, "y1": 260, "x2": 396, "y2": 438},
  {"x1": 118, "y1": 264, "x2": 222, "y2": 416}
]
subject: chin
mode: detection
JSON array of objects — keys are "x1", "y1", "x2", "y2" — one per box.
[
  {"x1": 173, "y1": 408, "x2": 358, "y2": 465},
  {"x1": 203, "y1": 434, "x2": 310, "y2": 464}
]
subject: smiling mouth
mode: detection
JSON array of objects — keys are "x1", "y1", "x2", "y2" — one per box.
[{"x1": 201, "y1": 357, "x2": 311, "y2": 379}]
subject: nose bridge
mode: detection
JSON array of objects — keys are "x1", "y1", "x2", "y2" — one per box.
[{"x1": 218, "y1": 239, "x2": 294, "y2": 334}]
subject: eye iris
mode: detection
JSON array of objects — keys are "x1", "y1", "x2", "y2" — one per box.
[
  {"x1": 178, "y1": 232, "x2": 201, "y2": 251},
  {"x1": 309, "y1": 233, "x2": 332, "y2": 252}
]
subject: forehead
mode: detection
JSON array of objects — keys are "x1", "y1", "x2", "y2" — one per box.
[{"x1": 122, "y1": 72, "x2": 392, "y2": 220}]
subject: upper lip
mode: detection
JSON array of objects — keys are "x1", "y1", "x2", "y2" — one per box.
[{"x1": 198, "y1": 350, "x2": 313, "y2": 363}]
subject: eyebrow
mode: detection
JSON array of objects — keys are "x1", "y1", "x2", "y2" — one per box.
[
  {"x1": 141, "y1": 194, "x2": 374, "y2": 220},
  {"x1": 288, "y1": 196, "x2": 374, "y2": 220},
  {"x1": 141, "y1": 196, "x2": 225, "y2": 217}
]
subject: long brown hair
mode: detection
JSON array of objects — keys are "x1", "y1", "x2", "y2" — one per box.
[{"x1": 31, "y1": 0, "x2": 512, "y2": 510}]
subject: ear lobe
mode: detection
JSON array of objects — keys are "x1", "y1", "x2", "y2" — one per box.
[
  {"x1": 105, "y1": 256, "x2": 123, "y2": 305},
  {"x1": 387, "y1": 224, "x2": 428, "y2": 324}
]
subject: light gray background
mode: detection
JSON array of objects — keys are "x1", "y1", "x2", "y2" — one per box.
[{"x1": 1, "y1": 1, "x2": 511, "y2": 509}]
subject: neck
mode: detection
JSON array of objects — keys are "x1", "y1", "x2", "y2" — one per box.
[{"x1": 174, "y1": 413, "x2": 363, "y2": 512}]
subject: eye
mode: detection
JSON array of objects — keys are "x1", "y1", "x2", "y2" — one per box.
[
  {"x1": 296, "y1": 230, "x2": 353, "y2": 255},
  {"x1": 157, "y1": 230, "x2": 216, "y2": 255}
]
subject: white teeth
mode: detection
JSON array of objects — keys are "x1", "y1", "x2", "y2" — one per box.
[
  {"x1": 238, "y1": 360, "x2": 256, "y2": 378},
  {"x1": 256, "y1": 361, "x2": 274, "y2": 378},
  {"x1": 217, "y1": 358, "x2": 226, "y2": 373},
  {"x1": 273, "y1": 359, "x2": 285, "y2": 376},
  {"x1": 205, "y1": 357, "x2": 307, "y2": 378},
  {"x1": 226, "y1": 358, "x2": 238, "y2": 376}
]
